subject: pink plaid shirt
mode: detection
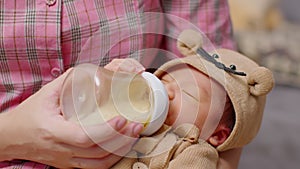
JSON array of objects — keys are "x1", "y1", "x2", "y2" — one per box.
[{"x1": 0, "y1": 0, "x2": 235, "y2": 168}]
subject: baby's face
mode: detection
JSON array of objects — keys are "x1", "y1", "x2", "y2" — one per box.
[{"x1": 160, "y1": 64, "x2": 227, "y2": 135}]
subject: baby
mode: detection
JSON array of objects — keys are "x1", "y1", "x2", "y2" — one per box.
[{"x1": 106, "y1": 30, "x2": 274, "y2": 169}]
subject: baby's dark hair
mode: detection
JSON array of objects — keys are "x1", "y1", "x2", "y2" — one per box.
[{"x1": 219, "y1": 95, "x2": 236, "y2": 131}]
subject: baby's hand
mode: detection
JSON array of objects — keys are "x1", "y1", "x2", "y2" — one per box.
[{"x1": 104, "y1": 58, "x2": 145, "y2": 73}]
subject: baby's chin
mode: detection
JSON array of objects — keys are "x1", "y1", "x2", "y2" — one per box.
[
  {"x1": 164, "y1": 119, "x2": 201, "y2": 130},
  {"x1": 164, "y1": 119, "x2": 174, "y2": 126},
  {"x1": 164, "y1": 120, "x2": 182, "y2": 129},
  {"x1": 164, "y1": 113, "x2": 178, "y2": 127}
]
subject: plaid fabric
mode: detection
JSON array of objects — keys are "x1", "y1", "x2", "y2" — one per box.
[
  {"x1": 0, "y1": 0, "x2": 235, "y2": 168},
  {"x1": 0, "y1": 160, "x2": 50, "y2": 169}
]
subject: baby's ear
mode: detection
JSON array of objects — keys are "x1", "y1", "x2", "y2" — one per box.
[{"x1": 207, "y1": 125, "x2": 231, "y2": 147}]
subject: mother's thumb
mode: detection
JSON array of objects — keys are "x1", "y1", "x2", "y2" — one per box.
[{"x1": 42, "y1": 68, "x2": 74, "y2": 93}]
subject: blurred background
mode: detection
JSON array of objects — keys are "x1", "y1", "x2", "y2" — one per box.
[{"x1": 228, "y1": 0, "x2": 300, "y2": 168}]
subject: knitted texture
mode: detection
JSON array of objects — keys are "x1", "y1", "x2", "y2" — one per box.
[{"x1": 111, "y1": 124, "x2": 219, "y2": 169}]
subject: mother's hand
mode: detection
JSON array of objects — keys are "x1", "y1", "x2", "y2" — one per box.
[
  {"x1": 104, "y1": 58, "x2": 145, "y2": 73},
  {"x1": 0, "y1": 69, "x2": 143, "y2": 169}
]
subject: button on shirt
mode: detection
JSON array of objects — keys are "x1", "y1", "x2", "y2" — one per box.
[
  {"x1": 0, "y1": 0, "x2": 235, "y2": 168},
  {"x1": 133, "y1": 162, "x2": 148, "y2": 169},
  {"x1": 50, "y1": 67, "x2": 62, "y2": 77},
  {"x1": 46, "y1": 0, "x2": 56, "y2": 6}
]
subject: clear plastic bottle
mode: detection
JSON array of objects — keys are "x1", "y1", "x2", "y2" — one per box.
[{"x1": 60, "y1": 63, "x2": 169, "y2": 136}]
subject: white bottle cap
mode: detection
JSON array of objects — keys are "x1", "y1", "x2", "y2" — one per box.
[{"x1": 140, "y1": 72, "x2": 169, "y2": 136}]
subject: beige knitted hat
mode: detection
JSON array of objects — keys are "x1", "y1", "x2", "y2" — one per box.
[{"x1": 154, "y1": 29, "x2": 274, "y2": 151}]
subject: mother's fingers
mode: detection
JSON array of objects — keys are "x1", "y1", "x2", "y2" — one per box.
[
  {"x1": 67, "y1": 133, "x2": 136, "y2": 160},
  {"x1": 53, "y1": 116, "x2": 127, "y2": 148},
  {"x1": 66, "y1": 123, "x2": 142, "y2": 158},
  {"x1": 81, "y1": 117, "x2": 131, "y2": 146},
  {"x1": 104, "y1": 58, "x2": 145, "y2": 73},
  {"x1": 83, "y1": 119, "x2": 143, "y2": 148},
  {"x1": 54, "y1": 115, "x2": 143, "y2": 149},
  {"x1": 69, "y1": 141, "x2": 137, "y2": 169},
  {"x1": 117, "y1": 58, "x2": 145, "y2": 73},
  {"x1": 96, "y1": 123, "x2": 142, "y2": 156},
  {"x1": 42, "y1": 68, "x2": 73, "y2": 93}
]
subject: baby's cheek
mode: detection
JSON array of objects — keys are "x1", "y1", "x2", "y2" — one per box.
[
  {"x1": 164, "y1": 93, "x2": 182, "y2": 126},
  {"x1": 164, "y1": 108, "x2": 175, "y2": 125},
  {"x1": 164, "y1": 111, "x2": 174, "y2": 125}
]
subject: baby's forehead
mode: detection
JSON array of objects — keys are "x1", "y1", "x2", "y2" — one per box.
[
  {"x1": 164, "y1": 65, "x2": 210, "y2": 91},
  {"x1": 163, "y1": 64, "x2": 228, "y2": 98},
  {"x1": 163, "y1": 64, "x2": 210, "y2": 85},
  {"x1": 163, "y1": 63, "x2": 203, "y2": 76}
]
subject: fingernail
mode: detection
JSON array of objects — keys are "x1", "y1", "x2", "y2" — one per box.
[
  {"x1": 133, "y1": 123, "x2": 144, "y2": 136},
  {"x1": 116, "y1": 117, "x2": 127, "y2": 130}
]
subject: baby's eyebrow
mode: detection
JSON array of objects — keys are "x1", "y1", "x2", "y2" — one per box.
[{"x1": 182, "y1": 89, "x2": 199, "y2": 102}]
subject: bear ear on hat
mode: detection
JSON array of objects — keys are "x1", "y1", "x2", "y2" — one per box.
[
  {"x1": 247, "y1": 67, "x2": 275, "y2": 96},
  {"x1": 177, "y1": 29, "x2": 203, "y2": 57}
]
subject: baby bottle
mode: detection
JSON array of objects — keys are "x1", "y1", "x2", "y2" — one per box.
[{"x1": 60, "y1": 63, "x2": 169, "y2": 136}]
